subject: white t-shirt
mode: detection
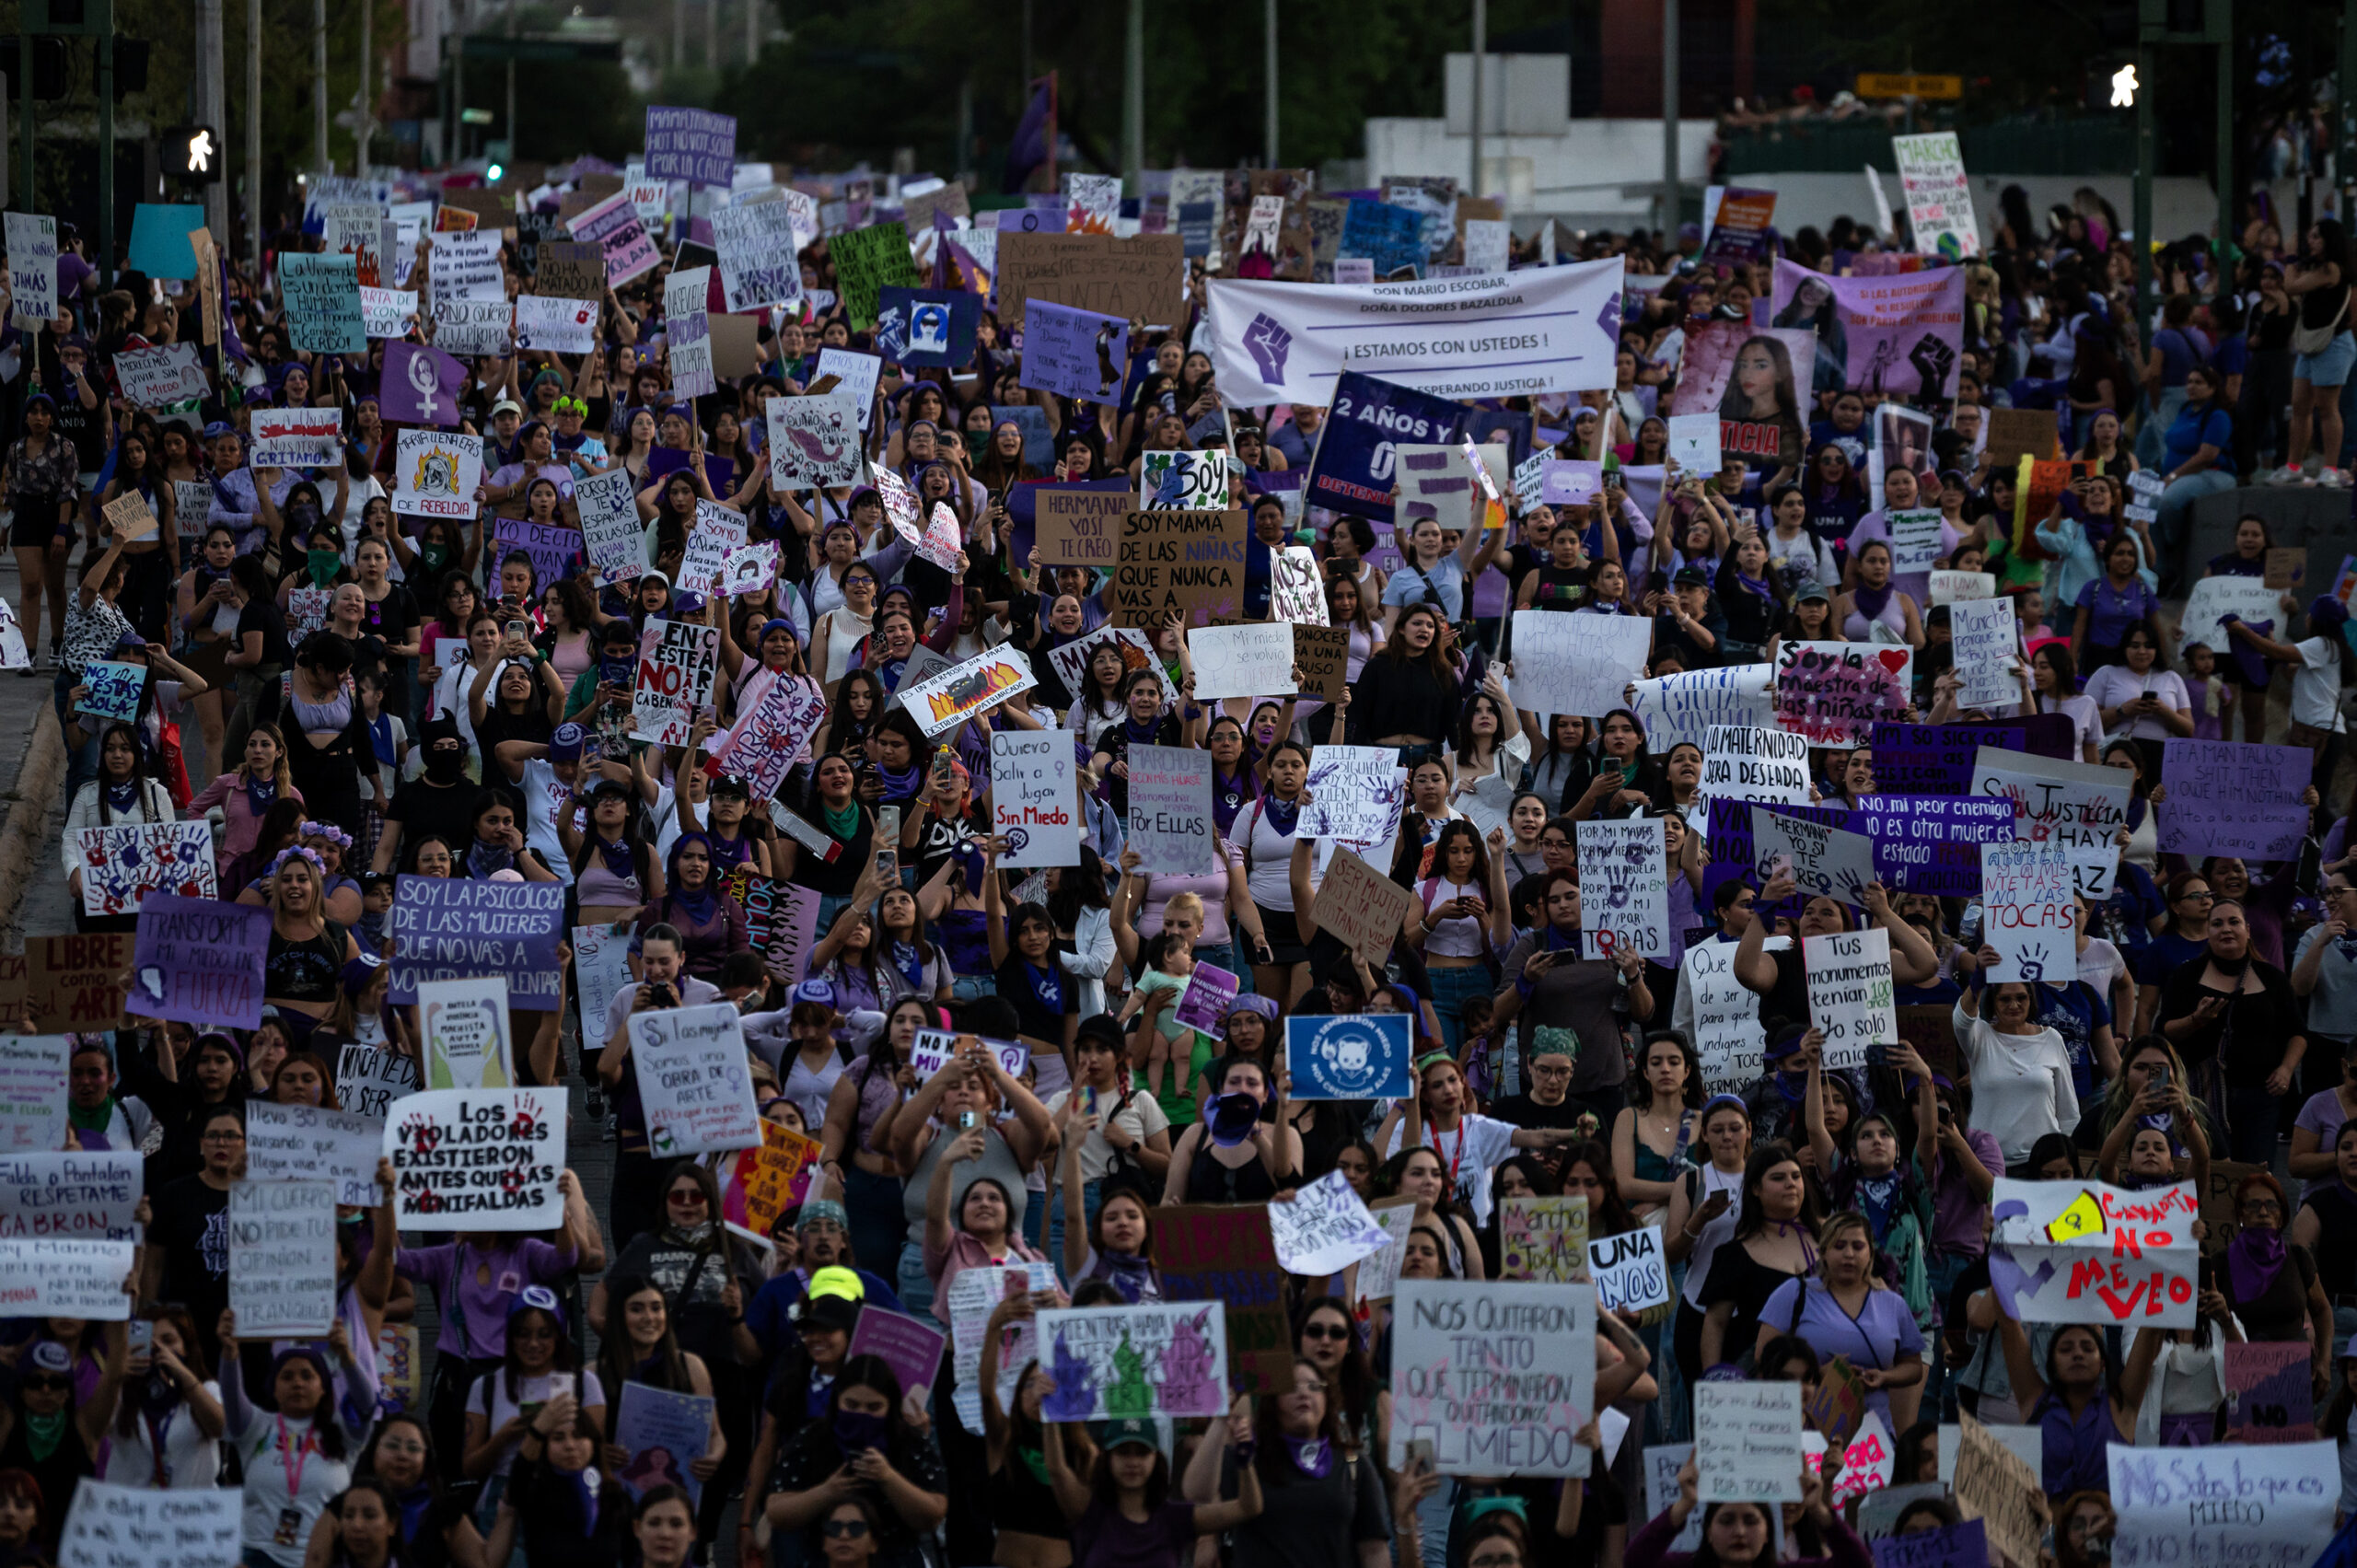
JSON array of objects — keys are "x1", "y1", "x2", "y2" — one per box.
[
  {"x1": 1044, "y1": 1086, "x2": 1174, "y2": 1183},
  {"x1": 2293, "y1": 636, "x2": 2348, "y2": 733},
  {"x1": 515, "y1": 757, "x2": 578, "y2": 883},
  {"x1": 103, "y1": 1380, "x2": 225, "y2": 1488},
  {"x1": 465, "y1": 1367, "x2": 608, "y2": 1478},
  {"x1": 1383, "y1": 1113, "x2": 1520, "y2": 1225},
  {"x1": 2082, "y1": 665, "x2": 2191, "y2": 742},
  {"x1": 2076, "y1": 935, "x2": 2128, "y2": 1010}
]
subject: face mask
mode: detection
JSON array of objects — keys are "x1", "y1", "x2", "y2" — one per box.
[
  {"x1": 831, "y1": 1409, "x2": 888, "y2": 1454},
  {"x1": 424, "y1": 748, "x2": 465, "y2": 784},
  {"x1": 421, "y1": 544, "x2": 451, "y2": 573},
  {"x1": 1208, "y1": 1092, "x2": 1260, "y2": 1148},
  {"x1": 306, "y1": 549, "x2": 342, "y2": 587},
  {"x1": 288, "y1": 502, "x2": 322, "y2": 530}
]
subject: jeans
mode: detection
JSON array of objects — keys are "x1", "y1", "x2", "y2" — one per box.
[
  {"x1": 1415, "y1": 1477, "x2": 1456, "y2": 1568},
  {"x1": 2137, "y1": 387, "x2": 2188, "y2": 467},
  {"x1": 841, "y1": 1163, "x2": 907, "y2": 1287},
  {"x1": 897, "y1": 1238, "x2": 938, "y2": 1327},
  {"x1": 1426, "y1": 964, "x2": 1492, "y2": 1054},
  {"x1": 951, "y1": 974, "x2": 997, "y2": 1003},
  {"x1": 2226, "y1": 1084, "x2": 2282, "y2": 1164},
  {"x1": 2154, "y1": 470, "x2": 2237, "y2": 577}
]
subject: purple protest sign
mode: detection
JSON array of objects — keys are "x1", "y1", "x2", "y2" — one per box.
[
  {"x1": 1017, "y1": 299, "x2": 1130, "y2": 406},
  {"x1": 1865, "y1": 717, "x2": 2075, "y2": 795},
  {"x1": 385, "y1": 876, "x2": 566, "y2": 1007},
  {"x1": 493, "y1": 516, "x2": 586, "y2": 589},
  {"x1": 2157, "y1": 739, "x2": 2314, "y2": 862},
  {"x1": 643, "y1": 107, "x2": 737, "y2": 186},
  {"x1": 380, "y1": 341, "x2": 468, "y2": 429},
  {"x1": 127, "y1": 894, "x2": 270, "y2": 1031},
  {"x1": 1174, "y1": 962, "x2": 1239, "y2": 1035},
  {"x1": 1846, "y1": 795, "x2": 2019, "y2": 898},
  {"x1": 846, "y1": 1308, "x2": 947, "y2": 1404}
]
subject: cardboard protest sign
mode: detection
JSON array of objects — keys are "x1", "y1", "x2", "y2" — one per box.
[
  {"x1": 1696, "y1": 1380, "x2": 1805, "y2": 1501},
  {"x1": 1266, "y1": 1169, "x2": 1395, "y2": 1274},
  {"x1": 1776, "y1": 640, "x2": 1912, "y2": 746},
  {"x1": 0, "y1": 935, "x2": 128, "y2": 1036},
  {"x1": 1805, "y1": 928, "x2": 1897, "y2": 1072},
  {"x1": 1291, "y1": 623, "x2": 1351, "y2": 704},
  {"x1": 2108, "y1": 1439, "x2": 2337, "y2": 1568},
  {"x1": 2223, "y1": 1342, "x2": 2316, "y2": 1443},
  {"x1": 707, "y1": 669, "x2": 829, "y2": 804},
  {"x1": 244, "y1": 1103, "x2": 383, "y2": 1208},
  {"x1": 896, "y1": 646, "x2": 1038, "y2": 738},
  {"x1": 567, "y1": 192, "x2": 660, "y2": 286},
  {"x1": 1497, "y1": 1195, "x2": 1591, "y2": 1283},
  {"x1": 229, "y1": 1178, "x2": 338, "y2": 1337},
  {"x1": 994, "y1": 231, "x2": 1185, "y2": 326},
  {"x1": 1509, "y1": 610, "x2": 1655, "y2": 719},
  {"x1": 1682, "y1": 937, "x2": 1785, "y2": 1092},
  {"x1": 2158, "y1": 739, "x2": 2313, "y2": 861},
  {"x1": 417, "y1": 975, "x2": 514, "y2": 1090},
  {"x1": 1871, "y1": 1518, "x2": 1985, "y2": 1568},
  {"x1": 1308, "y1": 847, "x2": 1416, "y2": 968},
  {"x1": 633, "y1": 617, "x2": 723, "y2": 746},
  {"x1": 1125, "y1": 744, "x2": 1213, "y2": 875},
  {"x1": 1629, "y1": 664, "x2": 1777, "y2": 750},
  {"x1": 59, "y1": 1479, "x2": 239, "y2": 1568},
  {"x1": 575, "y1": 470, "x2": 646, "y2": 587},
  {"x1": 630, "y1": 1003, "x2": 763, "y2": 1156},
  {"x1": 846, "y1": 1311, "x2": 948, "y2": 1413},
  {"x1": 1978, "y1": 841, "x2": 2074, "y2": 982},
  {"x1": 73, "y1": 822, "x2": 216, "y2": 915},
  {"x1": 1387, "y1": 1279, "x2": 1599, "y2": 1475},
  {"x1": 1153, "y1": 1204, "x2": 1290, "y2": 1392},
  {"x1": 1020, "y1": 480, "x2": 1130, "y2": 568},
  {"x1": 391, "y1": 429, "x2": 484, "y2": 519},
  {"x1": 124, "y1": 892, "x2": 268, "y2": 1032},
  {"x1": 383, "y1": 1087, "x2": 565, "y2": 1230},
  {"x1": 1587, "y1": 1225, "x2": 1671, "y2": 1311},
  {"x1": 534, "y1": 240, "x2": 608, "y2": 302},
  {"x1": 384, "y1": 876, "x2": 565, "y2": 1007},
  {"x1": 338, "y1": 1043, "x2": 421, "y2": 1122},
  {"x1": 717, "y1": 1120, "x2": 823, "y2": 1248},
  {"x1": 1109, "y1": 507, "x2": 1248, "y2": 626},
  {"x1": 2265, "y1": 546, "x2": 2308, "y2": 590},
  {"x1": 1983, "y1": 407, "x2": 2060, "y2": 470},
  {"x1": 1203, "y1": 261, "x2": 1622, "y2": 403},
  {"x1": 1986, "y1": 1178, "x2": 2197, "y2": 1328},
  {"x1": 1353, "y1": 1201, "x2": 1421, "y2": 1306},
  {"x1": 1035, "y1": 1302, "x2": 1230, "y2": 1419},
  {"x1": 0, "y1": 1151, "x2": 141, "y2": 1240},
  {"x1": 613, "y1": 1382, "x2": 716, "y2": 1508}
]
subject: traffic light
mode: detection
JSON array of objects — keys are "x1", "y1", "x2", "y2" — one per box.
[
  {"x1": 0, "y1": 38, "x2": 74, "y2": 100},
  {"x1": 162, "y1": 124, "x2": 221, "y2": 180},
  {"x1": 112, "y1": 38, "x2": 147, "y2": 99}
]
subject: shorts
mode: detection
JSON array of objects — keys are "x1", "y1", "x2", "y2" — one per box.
[
  {"x1": 2295, "y1": 331, "x2": 2357, "y2": 388},
  {"x1": 6, "y1": 499, "x2": 64, "y2": 549},
  {"x1": 1257, "y1": 905, "x2": 1311, "y2": 968}
]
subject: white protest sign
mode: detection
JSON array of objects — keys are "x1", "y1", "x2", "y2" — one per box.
[
  {"x1": 1271, "y1": 545, "x2": 1329, "y2": 624},
  {"x1": 1300, "y1": 745, "x2": 1406, "y2": 843},
  {"x1": 1988, "y1": 1178, "x2": 2198, "y2": 1329},
  {"x1": 1188, "y1": 621, "x2": 1295, "y2": 701},
  {"x1": 909, "y1": 1028, "x2": 1029, "y2": 1083},
  {"x1": 391, "y1": 429, "x2": 485, "y2": 519},
  {"x1": 2178, "y1": 575, "x2": 2282, "y2": 656},
  {"x1": 1033, "y1": 1302, "x2": 1231, "y2": 1419},
  {"x1": 2109, "y1": 1438, "x2": 2336, "y2": 1568},
  {"x1": 767, "y1": 395, "x2": 866, "y2": 488},
  {"x1": 360, "y1": 286, "x2": 419, "y2": 339},
  {"x1": 242, "y1": 1102, "x2": 383, "y2": 1208},
  {"x1": 59, "y1": 1481, "x2": 240, "y2": 1568},
  {"x1": 816, "y1": 346, "x2": 882, "y2": 430},
  {"x1": 0, "y1": 1151, "x2": 142, "y2": 1240},
  {"x1": 990, "y1": 729, "x2": 1079, "y2": 869},
  {"x1": 6, "y1": 213, "x2": 57, "y2": 328},
  {"x1": 1268, "y1": 1169, "x2": 1396, "y2": 1275},
  {"x1": 1752, "y1": 807, "x2": 1878, "y2": 905},
  {"x1": 513, "y1": 293, "x2": 598, "y2": 354},
  {"x1": 1696, "y1": 1380, "x2": 1805, "y2": 1501},
  {"x1": 1353, "y1": 1202, "x2": 1422, "y2": 1305},
  {"x1": 1127, "y1": 743, "x2": 1213, "y2": 875},
  {"x1": 1629, "y1": 664, "x2": 1776, "y2": 750},
  {"x1": 1978, "y1": 840, "x2": 2074, "y2": 982},
  {"x1": 1886, "y1": 508, "x2": 1946, "y2": 576},
  {"x1": 1586, "y1": 1225, "x2": 1671, "y2": 1312},
  {"x1": 1666, "y1": 413, "x2": 1721, "y2": 475},
  {"x1": 248, "y1": 408, "x2": 343, "y2": 469},
  {"x1": 633, "y1": 617, "x2": 723, "y2": 746},
  {"x1": 1891, "y1": 133, "x2": 1981, "y2": 258},
  {"x1": 946, "y1": 1260, "x2": 1060, "y2": 1434},
  {"x1": 416, "y1": 974, "x2": 514, "y2": 1090},
  {"x1": 676, "y1": 502, "x2": 748, "y2": 598},
  {"x1": 0, "y1": 1034, "x2": 72, "y2": 1152},
  {"x1": 116, "y1": 343, "x2": 211, "y2": 407},
  {"x1": 1680, "y1": 938, "x2": 1786, "y2": 1093},
  {"x1": 1930, "y1": 569, "x2": 1995, "y2": 606},
  {"x1": 383, "y1": 1087, "x2": 565, "y2": 1230},
  {"x1": 1576, "y1": 818, "x2": 1671, "y2": 960},
  {"x1": 228, "y1": 1178, "x2": 338, "y2": 1338},
  {"x1": 1972, "y1": 747, "x2": 2131, "y2": 852},
  {"x1": 336, "y1": 1043, "x2": 420, "y2": 1122},
  {"x1": 1701, "y1": 726, "x2": 1810, "y2": 806},
  {"x1": 1508, "y1": 610, "x2": 1654, "y2": 718},
  {"x1": 1950, "y1": 596, "x2": 2020, "y2": 709},
  {"x1": 0, "y1": 1238, "x2": 134, "y2": 1318},
  {"x1": 630, "y1": 1003, "x2": 764, "y2": 1156},
  {"x1": 1805, "y1": 927, "x2": 1896, "y2": 1072},
  {"x1": 429, "y1": 229, "x2": 505, "y2": 303},
  {"x1": 1388, "y1": 1279, "x2": 1598, "y2": 1476},
  {"x1": 576, "y1": 468, "x2": 647, "y2": 586}
]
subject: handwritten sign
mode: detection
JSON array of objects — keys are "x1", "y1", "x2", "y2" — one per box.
[
  {"x1": 2224, "y1": 1342, "x2": 2316, "y2": 1443},
  {"x1": 1308, "y1": 847, "x2": 1415, "y2": 969},
  {"x1": 1587, "y1": 1225, "x2": 1671, "y2": 1312},
  {"x1": 248, "y1": 407, "x2": 343, "y2": 469},
  {"x1": 613, "y1": 1381, "x2": 716, "y2": 1509},
  {"x1": 228, "y1": 1178, "x2": 338, "y2": 1338},
  {"x1": 1696, "y1": 1380, "x2": 1805, "y2": 1502},
  {"x1": 1701, "y1": 725, "x2": 1810, "y2": 807},
  {"x1": 1388, "y1": 1280, "x2": 1598, "y2": 1476},
  {"x1": 1805, "y1": 928, "x2": 1896, "y2": 1072},
  {"x1": 1630, "y1": 665, "x2": 1777, "y2": 752},
  {"x1": 2157, "y1": 739, "x2": 2314, "y2": 861},
  {"x1": 1153, "y1": 1204, "x2": 1291, "y2": 1393},
  {"x1": 1684, "y1": 938, "x2": 1784, "y2": 1092},
  {"x1": 1037, "y1": 1301, "x2": 1230, "y2": 1419},
  {"x1": 1979, "y1": 840, "x2": 2074, "y2": 983},
  {"x1": 631, "y1": 1003, "x2": 763, "y2": 1156},
  {"x1": 1509, "y1": 610, "x2": 1655, "y2": 718},
  {"x1": 59, "y1": 1480, "x2": 240, "y2": 1568},
  {"x1": 74, "y1": 822, "x2": 217, "y2": 915},
  {"x1": 1497, "y1": 1195, "x2": 1592, "y2": 1283},
  {"x1": 1776, "y1": 641, "x2": 1912, "y2": 746},
  {"x1": 633, "y1": 617, "x2": 723, "y2": 747},
  {"x1": 385, "y1": 876, "x2": 565, "y2": 1007},
  {"x1": 1126, "y1": 743, "x2": 1213, "y2": 875},
  {"x1": 717, "y1": 1119, "x2": 823, "y2": 1248},
  {"x1": 845, "y1": 1311, "x2": 946, "y2": 1414},
  {"x1": 2109, "y1": 1441, "x2": 2339, "y2": 1568},
  {"x1": 1267, "y1": 1169, "x2": 1395, "y2": 1274},
  {"x1": 383, "y1": 1088, "x2": 565, "y2": 1231},
  {"x1": 337, "y1": 1043, "x2": 421, "y2": 1122},
  {"x1": 1987, "y1": 1178, "x2": 2197, "y2": 1328},
  {"x1": 1949, "y1": 597, "x2": 2020, "y2": 709},
  {"x1": 1109, "y1": 507, "x2": 1247, "y2": 626},
  {"x1": 1189, "y1": 622, "x2": 1295, "y2": 702},
  {"x1": 0, "y1": 1151, "x2": 141, "y2": 1240},
  {"x1": 127, "y1": 893, "x2": 269, "y2": 1031},
  {"x1": 417, "y1": 974, "x2": 513, "y2": 1090},
  {"x1": 243, "y1": 1103, "x2": 382, "y2": 1208}
]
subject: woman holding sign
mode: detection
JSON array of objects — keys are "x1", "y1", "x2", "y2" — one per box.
[
  {"x1": 1753, "y1": 1211, "x2": 1926, "y2": 1432},
  {"x1": 220, "y1": 1323, "x2": 379, "y2": 1568}
]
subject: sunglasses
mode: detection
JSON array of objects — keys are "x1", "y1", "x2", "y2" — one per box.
[
  {"x1": 20, "y1": 1377, "x2": 69, "y2": 1394},
  {"x1": 821, "y1": 1521, "x2": 871, "y2": 1539},
  {"x1": 668, "y1": 1191, "x2": 708, "y2": 1206},
  {"x1": 1301, "y1": 1323, "x2": 1351, "y2": 1342}
]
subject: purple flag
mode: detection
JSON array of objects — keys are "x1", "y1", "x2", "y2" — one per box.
[
  {"x1": 382, "y1": 340, "x2": 469, "y2": 428},
  {"x1": 1004, "y1": 78, "x2": 1055, "y2": 195},
  {"x1": 128, "y1": 893, "x2": 271, "y2": 1031}
]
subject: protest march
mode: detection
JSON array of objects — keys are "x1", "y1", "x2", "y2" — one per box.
[{"x1": 11, "y1": 64, "x2": 2357, "y2": 1568}]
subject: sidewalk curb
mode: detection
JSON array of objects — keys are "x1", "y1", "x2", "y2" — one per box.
[{"x1": 0, "y1": 705, "x2": 65, "y2": 943}]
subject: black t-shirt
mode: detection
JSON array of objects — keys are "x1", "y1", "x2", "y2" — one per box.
[
  {"x1": 151, "y1": 1176, "x2": 231, "y2": 1342},
  {"x1": 362, "y1": 584, "x2": 420, "y2": 652},
  {"x1": 1492, "y1": 1092, "x2": 1588, "y2": 1134},
  {"x1": 238, "y1": 597, "x2": 292, "y2": 667},
  {"x1": 1221, "y1": 1449, "x2": 1388, "y2": 1568},
  {"x1": 385, "y1": 778, "x2": 482, "y2": 869},
  {"x1": 995, "y1": 954, "x2": 1075, "y2": 1045}
]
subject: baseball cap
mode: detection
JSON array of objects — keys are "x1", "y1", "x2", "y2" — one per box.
[
  {"x1": 491, "y1": 398, "x2": 525, "y2": 418},
  {"x1": 1672, "y1": 564, "x2": 1710, "y2": 587},
  {"x1": 1102, "y1": 1417, "x2": 1158, "y2": 1452}
]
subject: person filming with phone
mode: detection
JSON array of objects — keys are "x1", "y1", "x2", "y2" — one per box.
[{"x1": 596, "y1": 925, "x2": 725, "y2": 1246}]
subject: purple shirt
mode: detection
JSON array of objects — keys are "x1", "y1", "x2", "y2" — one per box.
[
  {"x1": 1931, "y1": 1129, "x2": 2005, "y2": 1257},
  {"x1": 394, "y1": 1237, "x2": 575, "y2": 1360},
  {"x1": 1072, "y1": 1499, "x2": 1197, "y2": 1568},
  {"x1": 1758, "y1": 1276, "x2": 1924, "y2": 1429}
]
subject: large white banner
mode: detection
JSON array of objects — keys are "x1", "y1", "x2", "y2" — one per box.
[
  {"x1": 1203, "y1": 258, "x2": 1626, "y2": 403},
  {"x1": 2109, "y1": 1440, "x2": 2336, "y2": 1568},
  {"x1": 1387, "y1": 1279, "x2": 1598, "y2": 1476},
  {"x1": 1987, "y1": 1179, "x2": 2197, "y2": 1329}
]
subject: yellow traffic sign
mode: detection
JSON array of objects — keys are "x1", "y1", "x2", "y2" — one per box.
[{"x1": 1856, "y1": 73, "x2": 1964, "y2": 99}]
